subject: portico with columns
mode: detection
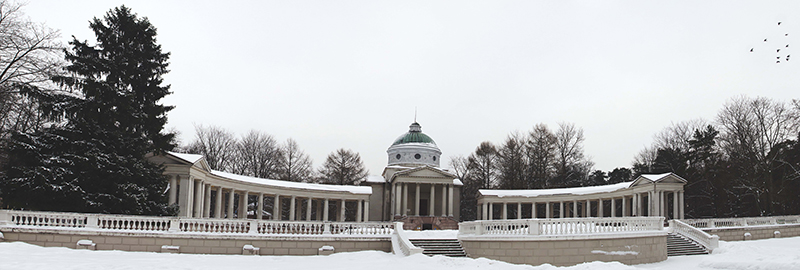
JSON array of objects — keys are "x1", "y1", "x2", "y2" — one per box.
[
  {"x1": 149, "y1": 152, "x2": 372, "y2": 222},
  {"x1": 476, "y1": 173, "x2": 686, "y2": 220},
  {"x1": 364, "y1": 122, "x2": 462, "y2": 230}
]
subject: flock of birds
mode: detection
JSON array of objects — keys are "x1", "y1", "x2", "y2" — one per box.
[{"x1": 751, "y1": 21, "x2": 790, "y2": 63}]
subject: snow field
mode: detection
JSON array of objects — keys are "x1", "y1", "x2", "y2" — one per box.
[{"x1": 1, "y1": 236, "x2": 799, "y2": 270}]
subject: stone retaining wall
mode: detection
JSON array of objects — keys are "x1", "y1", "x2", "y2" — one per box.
[
  {"x1": 0, "y1": 227, "x2": 391, "y2": 255},
  {"x1": 702, "y1": 224, "x2": 800, "y2": 242},
  {"x1": 460, "y1": 232, "x2": 667, "y2": 267}
]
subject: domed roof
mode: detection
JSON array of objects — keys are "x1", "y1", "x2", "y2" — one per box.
[{"x1": 392, "y1": 122, "x2": 436, "y2": 146}]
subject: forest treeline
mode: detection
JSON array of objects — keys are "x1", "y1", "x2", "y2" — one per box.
[{"x1": 453, "y1": 96, "x2": 800, "y2": 221}]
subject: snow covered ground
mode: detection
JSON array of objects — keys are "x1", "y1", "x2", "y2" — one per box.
[{"x1": 1, "y1": 236, "x2": 799, "y2": 270}]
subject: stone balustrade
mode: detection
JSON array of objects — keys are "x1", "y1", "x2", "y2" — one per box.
[
  {"x1": 682, "y1": 215, "x2": 800, "y2": 228},
  {"x1": 459, "y1": 217, "x2": 664, "y2": 236},
  {"x1": 0, "y1": 210, "x2": 393, "y2": 237},
  {"x1": 668, "y1": 219, "x2": 718, "y2": 251},
  {"x1": 392, "y1": 222, "x2": 423, "y2": 256}
]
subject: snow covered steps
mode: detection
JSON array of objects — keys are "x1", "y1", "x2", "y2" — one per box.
[
  {"x1": 667, "y1": 233, "x2": 709, "y2": 256},
  {"x1": 409, "y1": 239, "x2": 467, "y2": 257}
]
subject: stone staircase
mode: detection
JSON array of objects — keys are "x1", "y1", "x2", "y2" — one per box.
[
  {"x1": 667, "y1": 233, "x2": 709, "y2": 256},
  {"x1": 409, "y1": 239, "x2": 467, "y2": 257}
]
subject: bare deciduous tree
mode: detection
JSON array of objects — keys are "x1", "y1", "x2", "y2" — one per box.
[
  {"x1": 230, "y1": 130, "x2": 283, "y2": 179},
  {"x1": 279, "y1": 138, "x2": 313, "y2": 182},
  {"x1": 526, "y1": 123, "x2": 556, "y2": 188},
  {"x1": 318, "y1": 148, "x2": 367, "y2": 185},
  {"x1": 185, "y1": 124, "x2": 236, "y2": 171}
]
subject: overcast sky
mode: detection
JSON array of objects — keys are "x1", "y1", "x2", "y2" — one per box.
[{"x1": 23, "y1": 1, "x2": 800, "y2": 176}]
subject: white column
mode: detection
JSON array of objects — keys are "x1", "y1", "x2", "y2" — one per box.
[
  {"x1": 532, "y1": 202, "x2": 537, "y2": 218},
  {"x1": 214, "y1": 187, "x2": 222, "y2": 218},
  {"x1": 586, "y1": 200, "x2": 591, "y2": 217},
  {"x1": 559, "y1": 202, "x2": 564, "y2": 218},
  {"x1": 598, "y1": 199, "x2": 604, "y2": 217},
  {"x1": 659, "y1": 191, "x2": 665, "y2": 217},
  {"x1": 239, "y1": 191, "x2": 249, "y2": 219},
  {"x1": 193, "y1": 179, "x2": 203, "y2": 218},
  {"x1": 356, "y1": 200, "x2": 363, "y2": 222},
  {"x1": 545, "y1": 202, "x2": 550, "y2": 218},
  {"x1": 517, "y1": 203, "x2": 522, "y2": 219},
  {"x1": 502, "y1": 203, "x2": 508, "y2": 220},
  {"x1": 448, "y1": 184, "x2": 454, "y2": 217},
  {"x1": 323, "y1": 199, "x2": 329, "y2": 221},
  {"x1": 364, "y1": 200, "x2": 370, "y2": 221},
  {"x1": 257, "y1": 193, "x2": 264, "y2": 220},
  {"x1": 488, "y1": 203, "x2": 493, "y2": 220},
  {"x1": 648, "y1": 191, "x2": 654, "y2": 216},
  {"x1": 622, "y1": 196, "x2": 627, "y2": 217},
  {"x1": 273, "y1": 195, "x2": 280, "y2": 220},
  {"x1": 611, "y1": 198, "x2": 616, "y2": 217},
  {"x1": 415, "y1": 184, "x2": 421, "y2": 216},
  {"x1": 168, "y1": 175, "x2": 177, "y2": 205},
  {"x1": 483, "y1": 202, "x2": 489, "y2": 220},
  {"x1": 289, "y1": 196, "x2": 296, "y2": 221},
  {"x1": 441, "y1": 184, "x2": 447, "y2": 216},
  {"x1": 227, "y1": 189, "x2": 235, "y2": 219},
  {"x1": 339, "y1": 199, "x2": 346, "y2": 221},
  {"x1": 573, "y1": 200, "x2": 578, "y2": 217},
  {"x1": 394, "y1": 183, "x2": 402, "y2": 216},
  {"x1": 306, "y1": 198, "x2": 313, "y2": 221},
  {"x1": 429, "y1": 184, "x2": 435, "y2": 216},
  {"x1": 402, "y1": 183, "x2": 408, "y2": 216},
  {"x1": 203, "y1": 184, "x2": 211, "y2": 218},
  {"x1": 679, "y1": 191, "x2": 685, "y2": 219},
  {"x1": 178, "y1": 175, "x2": 192, "y2": 217}
]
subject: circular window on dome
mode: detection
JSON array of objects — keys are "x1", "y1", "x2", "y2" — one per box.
[
  {"x1": 396, "y1": 154, "x2": 401, "y2": 160},
  {"x1": 433, "y1": 156, "x2": 437, "y2": 161},
  {"x1": 414, "y1": 154, "x2": 421, "y2": 159}
]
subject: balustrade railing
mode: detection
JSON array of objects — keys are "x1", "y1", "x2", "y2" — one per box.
[
  {"x1": 459, "y1": 217, "x2": 664, "y2": 236},
  {"x1": 682, "y1": 215, "x2": 800, "y2": 228},
  {"x1": 669, "y1": 219, "x2": 718, "y2": 252},
  {"x1": 0, "y1": 210, "x2": 393, "y2": 237}
]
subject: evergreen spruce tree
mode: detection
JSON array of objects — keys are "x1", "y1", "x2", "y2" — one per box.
[{"x1": 0, "y1": 6, "x2": 175, "y2": 215}]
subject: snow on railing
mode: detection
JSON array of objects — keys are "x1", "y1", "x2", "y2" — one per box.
[
  {"x1": 392, "y1": 222, "x2": 423, "y2": 256},
  {"x1": 682, "y1": 215, "x2": 800, "y2": 228},
  {"x1": 669, "y1": 219, "x2": 718, "y2": 252},
  {"x1": 459, "y1": 217, "x2": 664, "y2": 236},
  {"x1": 0, "y1": 210, "x2": 393, "y2": 237}
]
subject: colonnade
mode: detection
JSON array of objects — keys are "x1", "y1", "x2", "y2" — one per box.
[
  {"x1": 478, "y1": 190, "x2": 684, "y2": 220},
  {"x1": 391, "y1": 182, "x2": 454, "y2": 217},
  {"x1": 168, "y1": 174, "x2": 371, "y2": 222}
]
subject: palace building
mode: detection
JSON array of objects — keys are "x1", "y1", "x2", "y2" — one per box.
[{"x1": 148, "y1": 121, "x2": 461, "y2": 229}]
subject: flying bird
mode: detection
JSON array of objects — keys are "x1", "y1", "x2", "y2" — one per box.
[
  {"x1": 778, "y1": 56, "x2": 781, "y2": 59},
  {"x1": 765, "y1": 38, "x2": 768, "y2": 42},
  {"x1": 777, "y1": 60, "x2": 781, "y2": 63},
  {"x1": 786, "y1": 33, "x2": 789, "y2": 36},
  {"x1": 751, "y1": 48, "x2": 754, "y2": 52},
  {"x1": 787, "y1": 44, "x2": 790, "y2": 47},
  {"x1": 777, "y1": 49, "x2": 781, "y2": 52},
  {"x1": 778, "y1": 22, "x2": 782, "y2": 25}
]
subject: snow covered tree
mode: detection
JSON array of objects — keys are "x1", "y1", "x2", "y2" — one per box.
[
  {"x1": 0, "y1": 6, "x2": 175, "y2": 215},
  {"x1": 318, "y1": 148, "x2": 367, "y2": 185}
]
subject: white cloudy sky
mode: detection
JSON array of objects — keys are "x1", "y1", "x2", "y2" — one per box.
[{"x1": 23, "y1": 1, "x2": 800, "y2": 175}]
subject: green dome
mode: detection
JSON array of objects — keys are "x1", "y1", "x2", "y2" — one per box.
[{"x1": 392, "y1": 122, "x2": 436, "y2": 146}]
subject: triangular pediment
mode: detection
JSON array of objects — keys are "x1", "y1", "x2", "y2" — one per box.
[
  {"x1": 148, "y1": 152, "x2": 212, "y2": 172},
  {"x1": 389, "y1": 165, "x2": 456, "y2": 182},
  {"x1": 631, "y1": 172, "x2": 687, "y2": 187}
]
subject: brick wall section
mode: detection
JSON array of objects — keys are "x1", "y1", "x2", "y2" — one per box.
[
  {"x1": 0, "y1": 229, "x2": 391, "y2": 255},
  {"x1": 460, "y1": 233, "x2": 667, "y2": 267},
  {"x1": 703, "y1": 224, "x2": 800, "y2": 242}
]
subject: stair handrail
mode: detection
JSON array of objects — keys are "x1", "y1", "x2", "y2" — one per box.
[
  {"x1": 669, "y1": 219, "x2": 719, "y2": 252},
  {"x1": 392, "y1": 222, "x2": 423, "y2": 256}
]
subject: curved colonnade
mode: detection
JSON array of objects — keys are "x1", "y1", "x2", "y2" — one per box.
[
  {"x1": 154, "y1": 152, "x2": 372, "y2": 222},
  {"x1": 477, "y1": 173, "x2": 687, "y2": 220}
]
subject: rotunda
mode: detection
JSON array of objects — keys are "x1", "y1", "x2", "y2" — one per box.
[{"x1": 387, "y1": 122, "x2": 442, "y2": 167}]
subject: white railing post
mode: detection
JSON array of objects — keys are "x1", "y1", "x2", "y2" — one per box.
[
  {"x1": 528, "y1": 219, "x2": 539, "y2": 235},
  {"x1": 0, "y1": 210, "x2": 9, "y2": 225},
  {"x1": 248, "y1": 219, "x2": 258, "y2": 234},
  {"x1": 323, "y1": 221, "x2": 331, "y2": 235},
  {"x1": 169, "y1": 217, "x2": 181, "y2": 232},
  {"x1": 86, "y1": 215, "x2": 99, "y2": 229}
]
